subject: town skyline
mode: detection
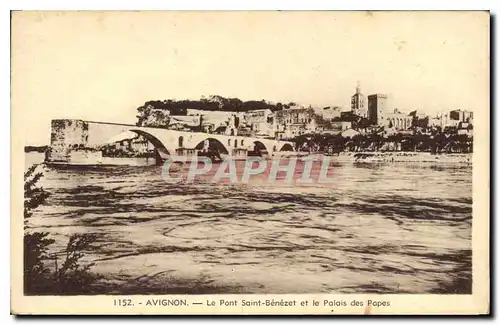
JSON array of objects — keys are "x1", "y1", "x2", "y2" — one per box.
[
  {"x1": 13, "y1": 11, "x2": 488, "y2": 145},
  {"x1": 21, "y1": 88, "x2": 474, "y2": 146},
  {"x1": 127, "y1": 84, "x2": 473, "y2": 115}
]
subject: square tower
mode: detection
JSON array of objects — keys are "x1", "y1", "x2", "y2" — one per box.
[{"x1": 367, "y1": 94, "x2": 388, "y2": 126}]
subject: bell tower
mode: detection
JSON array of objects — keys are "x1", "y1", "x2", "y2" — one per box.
[{"x1": 351, "y1": 81, "x2": 367, "y2": 118}]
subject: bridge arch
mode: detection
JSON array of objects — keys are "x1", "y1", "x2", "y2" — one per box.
[
  {"x1": 194, "y1": 137, "x2": 229, "y2": 155},
  {"x1": 127, "y1": 129, "x2": 176, "y2": 163},
  {"x1": 253, "y1": 140, "x2": 269, "y2": 154},
  {"x1": 47, "y1": 119, "x2": 296, "y2": 165},
  {"x1": 279, "y1": 143, "x2": 294, "y2": 152},
  {"x1": 128, "y1": 129, "x2": 168, "y2": 149}
]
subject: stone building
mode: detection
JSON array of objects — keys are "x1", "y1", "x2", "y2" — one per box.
[
  {"x1": 102, "y1": 133, "x2": 154, "y2": 157},
  {"x1": 351, "y1": 83, "x2": 367, "y2": 118},
  {"x1": 225, "y1": 114, "x2": 240, "y2": 136},
  {"x1": 275, "y1": 107, "x2": 317, "y2": 139},
  {"x1": 429, "y1": 113, "x2": 460, "y2": 128},
  {"x1": 130, "y1": 136, "x2": 154, "y2": 153},
  {"x1": 330, "y1": 120, "x2": 352, "y2": 132},
  {"x1": 276, "y1": 106, "x2": 315, "y2": 125},
  {"x1": 244, "y1": 109, "x2": 275, "y2": 137},
  {"x1": 168, "y1": 115, "x2": 201, "y2": 131},
  {"x1": 385, "y1": 108, "x2": 412, "y2": 130},
  {"x1": 322, "y1": 106, "x2": 342, "y2": 120},
  {"x1": 409, "y1": 110, "x2": 430, "y2": 128},
  {"x1": 367, "y1": 94, "x2": 388, "y2": 126},
  {"x1": 450, "y1": 109, "x2": 473, "y2": 123}
]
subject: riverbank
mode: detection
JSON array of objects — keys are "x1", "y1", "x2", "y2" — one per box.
[
  {"x1": 29, "y1": 150, "x2": 472, "y2": 168},
  {"x1": 344, "y1": 151, "x2": 472, "y2": 164},
  {"x1": 276, "y1": 151, "x2": 472, "y2": 165}
]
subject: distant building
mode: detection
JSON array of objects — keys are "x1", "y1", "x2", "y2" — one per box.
[
  {"x1": 103, "y1": 134, "x2": 154, "y2": 156},
  {"x1": 330, "y1": 120, "x2": 352, "y2": 132},
  {"x1": 276, "y1": 107, "x2": 314, "y2": 124},
  {"x1": 285, "y1": 124, "x2": 306, "y2": 138},
  {"x1": 130, "y1": 136, "x2": 154, "y2": 153},
  {"x1": 450, "y1": 109, "x2": 473, "y2": 123},
  {"x1": 169, "y1": 115, "x2": 201, "y2": 129},
  {"x1": 409, "y1": 110, "x2": 428, "y2": 119},
  {"x1": 322, "y1": 106, "x2": 342, "y2": 120},
  {"x1": 201, "y1": 122, "x2": 215, "y2": 133},
  {"x1": 225, "y1": 114, "x2": 239, "y2": 136},
  {"x1": 245, "y1": 109, "x2": 275, "y2": 137},
  {"x1": 367, "y1": 94, "x2": 388, "y2": 126},
  {"x1": 429, "y1": 115, "x2": 443, "y2": 128},
  {"x1": 214, "y1": 125, "x2": 227, "y2": 135},
  {"x1": 236, "y1": 125, "x2": 253, "y2": 137},
  {"x1": 276, "y1": 107, "x2": 317, "y2": 138},
  {"x1": 385, "y1": 108, "x2": 412, "y2": 130},
  {"x1": 457, "y1": 122, "x2": 473, "y2": 137},
  {"x1": 351, "y1": 83, "x2": 367, "y2": 118},
  {"x1": 409, "y1": 110, "x2": 430, "y2": 128},
  {"x1": 340, "y1": 111, "x2": 357, "y2": 120},
  {"x1": 429, "y1": 113, "x2": 460, "y2": 128},
  {"x1": 338, "y1": 111, "x2": 369, "y2": 129}
]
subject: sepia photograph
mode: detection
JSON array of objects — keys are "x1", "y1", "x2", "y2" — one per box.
[{"x1": 11, "y1": 10, "x2": 490, "y2": 315}]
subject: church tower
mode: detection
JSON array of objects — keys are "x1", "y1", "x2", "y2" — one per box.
[{"x1": 351, "y1": 82, "x2": 367, "y2": 118}]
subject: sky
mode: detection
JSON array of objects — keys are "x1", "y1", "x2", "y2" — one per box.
[{"x1": 12, "y1": 11, "x2": 489, "y2": 145}]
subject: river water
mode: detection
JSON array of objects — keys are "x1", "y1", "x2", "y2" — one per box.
[{"x1": 25, "y1": 152, "x2": 472, "y2": 294}]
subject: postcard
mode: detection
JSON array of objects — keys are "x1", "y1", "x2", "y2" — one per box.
[{"x1": 11, "y1": 10, "x2": 490, "y2": 315}]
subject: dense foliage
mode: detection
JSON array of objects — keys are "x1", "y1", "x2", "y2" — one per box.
[
  {"x1": 292, "y1": 130, "x2": 473, "y2": 154},
  {"x1": 136, "y1": 95, "x2": 297, "y2": 126}
]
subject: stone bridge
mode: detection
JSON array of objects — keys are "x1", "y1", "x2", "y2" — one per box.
[{"x1": 46, "y1": 119, "x2": 295, "y2": 164}]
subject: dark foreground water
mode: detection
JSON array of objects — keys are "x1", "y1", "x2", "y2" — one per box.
[{"x1": 25, "y1": 153, "x2": 472, "y2": 294}]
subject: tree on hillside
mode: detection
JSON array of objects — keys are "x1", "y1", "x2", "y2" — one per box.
[{"x1": 135, "y1": 95, "x2": 292, "y2": 126}]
